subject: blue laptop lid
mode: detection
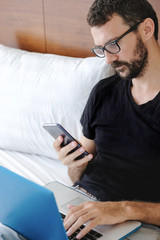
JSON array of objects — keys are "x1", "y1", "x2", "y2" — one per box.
[{"x1": 0, "y1": 166, "x2": 68, "y2": 240}]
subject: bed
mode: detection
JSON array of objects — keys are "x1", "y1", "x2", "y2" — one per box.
[
  {"x1": 0, "y1": 1, "x2": 160, "y2": 240},
  {"x1": 0, "y1": 0, "x2": 159, "y2": 190},
  {"x1": 0, "y1": 0, "x2": 115, "y2": 187}
]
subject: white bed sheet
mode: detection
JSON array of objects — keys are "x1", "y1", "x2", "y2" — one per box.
[{"x1": 0, "y1": 149, "x2": 72, "y2": 186}]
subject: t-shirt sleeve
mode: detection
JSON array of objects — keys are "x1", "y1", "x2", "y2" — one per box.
[
  {"x1": 80, "y1": 74, "x2": 119, "y2": 140},
  {"x1": 80, "y1": 84, "x2": 97, "y2": 140}
]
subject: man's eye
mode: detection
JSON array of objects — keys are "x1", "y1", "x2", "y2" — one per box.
[{"x1": 108, "y1": 42, "x2": 116, "y2": 48}]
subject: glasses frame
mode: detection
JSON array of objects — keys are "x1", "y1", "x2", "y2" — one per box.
[{"x1": 91, "y1": 20, "x2": 144, "y2": 58}]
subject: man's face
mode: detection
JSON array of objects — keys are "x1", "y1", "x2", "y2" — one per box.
[
  {"x1": 111, "y1": 34, "x2": 148, "y2": 80},
  {"x1": 91, "y1": 15, "x2": 149, "y2": 80}
]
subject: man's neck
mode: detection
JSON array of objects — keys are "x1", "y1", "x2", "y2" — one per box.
[{"x1": 131, "y1": 43, "x2": 160, "y2": 105}]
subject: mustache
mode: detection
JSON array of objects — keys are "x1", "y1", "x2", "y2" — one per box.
[{"x1": 111, "y1": 61, "x2": 130, "y2": 69}]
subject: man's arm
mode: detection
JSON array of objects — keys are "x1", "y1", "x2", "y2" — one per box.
[
  {"x1": 53, "y1": 134, "x2": 96, "y2": 183},
  {"x1": 68, "y1": 135, "x2": 96, "y2": 182},
  {"x1": 64, "y1": 201, "x2": 160, "y2": 239}
]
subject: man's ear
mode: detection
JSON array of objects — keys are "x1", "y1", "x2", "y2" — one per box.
[{"x1": 140, "y1": 18, "x2": 155, "y2": 41}]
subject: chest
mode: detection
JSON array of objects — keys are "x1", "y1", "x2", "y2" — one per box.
[
  {"x1": 131, "y1": 85, "x2": 160, "y2": 105},
  {"x1": 93, "y1": 92, "x2": 160, "y2": 162}
]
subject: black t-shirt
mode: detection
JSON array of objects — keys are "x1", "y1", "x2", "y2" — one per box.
[{"x1": 75, "y1": 74, "x2": 160, "y2": 202}]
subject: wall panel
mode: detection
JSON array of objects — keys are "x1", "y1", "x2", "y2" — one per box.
[
  {"x1": 43, "y1": 0, "x2": 94, "y2": 57},
  {"x1": 0, "y1": 0, "x2": 159, "y2": 55},
  {"x1": 0, "y1": 0, "x2": 46, "y2": 52}
]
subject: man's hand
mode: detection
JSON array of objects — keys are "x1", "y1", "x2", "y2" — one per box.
[
  {"x1": 53, "y1": 135, "x2": 93, "y2": 168},
  {"x1": 53, "y1": 134, "x2": 96, "y2": 182},
  {"x1": 64, "y1": 201, "x2": 128, "y2": 239}
]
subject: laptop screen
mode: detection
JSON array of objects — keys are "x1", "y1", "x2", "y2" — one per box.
[{"x1": 0, "y1": 166, "x2": 68, "y2": 240}]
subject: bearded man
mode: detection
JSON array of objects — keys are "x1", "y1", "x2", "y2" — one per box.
[{"x1": 54, "y1": 0, "x2": 160, "y2": 239}]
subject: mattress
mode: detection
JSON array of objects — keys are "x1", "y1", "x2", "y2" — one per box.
[{"x1": 0, "y1": 149, "x2": 72, "y2": 186}]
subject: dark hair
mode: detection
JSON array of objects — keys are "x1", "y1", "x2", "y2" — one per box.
[{"x1": 87, "y1": 0, "x2": 158, "y2": 40}]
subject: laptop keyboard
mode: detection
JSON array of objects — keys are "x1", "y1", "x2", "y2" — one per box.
[{"x1": 60, "y1": 213, "x2": 103, "y2": 240}]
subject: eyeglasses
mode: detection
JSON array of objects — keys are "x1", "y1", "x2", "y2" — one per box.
[{"x1": 91, "y1": 21, "x2": 143, "y2": 58}]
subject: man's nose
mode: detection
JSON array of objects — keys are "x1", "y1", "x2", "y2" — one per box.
[{"x1": 104, "y1": 51, "x2": 118, "y2": 64}]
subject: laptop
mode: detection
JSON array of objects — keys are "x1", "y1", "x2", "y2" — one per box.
[
  {"x1": 45, "y1": 181, "x2": 141, "y2": 240},
  {"x1": 0, "y1": 166, "x2": 67, "y2": 240},
  {"x1": 0, "y1": 166, "x2": 141, "y2": 240}
]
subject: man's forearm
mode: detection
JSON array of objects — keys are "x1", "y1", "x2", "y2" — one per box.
[
  {"x1": 64, "y1": 200, "x2": 160, "y2": 239},
  {"x1": 125, "y1": 201, "x2": 160, "y2": 226},
  {"x1": 68, "y1": 163, "x2": 88, "y2": 183}
]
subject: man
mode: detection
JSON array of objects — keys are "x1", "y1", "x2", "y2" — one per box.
[{"x1": 54, "y1": 0, "x2": 160, "y2": 239}]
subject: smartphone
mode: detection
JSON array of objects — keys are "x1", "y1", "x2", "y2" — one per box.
[{"x1": 43, "y1": 123, "x2": 89, "y2": 160}]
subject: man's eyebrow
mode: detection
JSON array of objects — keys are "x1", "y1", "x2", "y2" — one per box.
[{"x1": 95, "y1": 36, "x2": 119, "y2": 47}]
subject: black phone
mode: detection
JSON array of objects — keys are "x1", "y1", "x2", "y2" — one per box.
[{"x1": 43, "y1": 123, "x2": 89, "y2": 160}]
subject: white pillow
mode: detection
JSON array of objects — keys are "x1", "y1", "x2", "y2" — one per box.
[{"x1": 0, "y1": 44, "x2": 114, "y2": 159}]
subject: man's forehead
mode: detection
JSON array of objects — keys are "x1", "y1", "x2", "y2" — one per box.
[{"x1": 90, "y1": 15, "x2": 129, "y2": 45}]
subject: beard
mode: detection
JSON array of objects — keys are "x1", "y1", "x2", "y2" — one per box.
[{"x1": 111, "y1": 35, "x2": 148, "y2": 80}]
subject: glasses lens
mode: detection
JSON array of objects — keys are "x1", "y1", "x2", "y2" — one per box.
[
  {"x1": 92, "y1": 48, "x2": 105, "y2": 58},
  {"x1": 92, "y1": 42, "x2": 120, "y2": 57},
  {"x1": 105, "y1": 42, "x2": 120, "y2": 54}
]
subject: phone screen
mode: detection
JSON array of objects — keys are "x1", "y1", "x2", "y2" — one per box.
[{"x1": 43, "y1": 123, "x2": 89, "y2": 160}]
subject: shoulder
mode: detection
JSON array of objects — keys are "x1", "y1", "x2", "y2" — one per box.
[
  {"x1": 90, "y1": 74, "x2": 123, "y2": 100},
  {"x1": 93, "y1": 74, "x2": 122, "y2": 91}
]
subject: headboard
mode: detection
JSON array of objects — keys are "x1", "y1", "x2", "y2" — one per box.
[{"x1": 0, "y1": 0, "x2": 159, "y2": 57}]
